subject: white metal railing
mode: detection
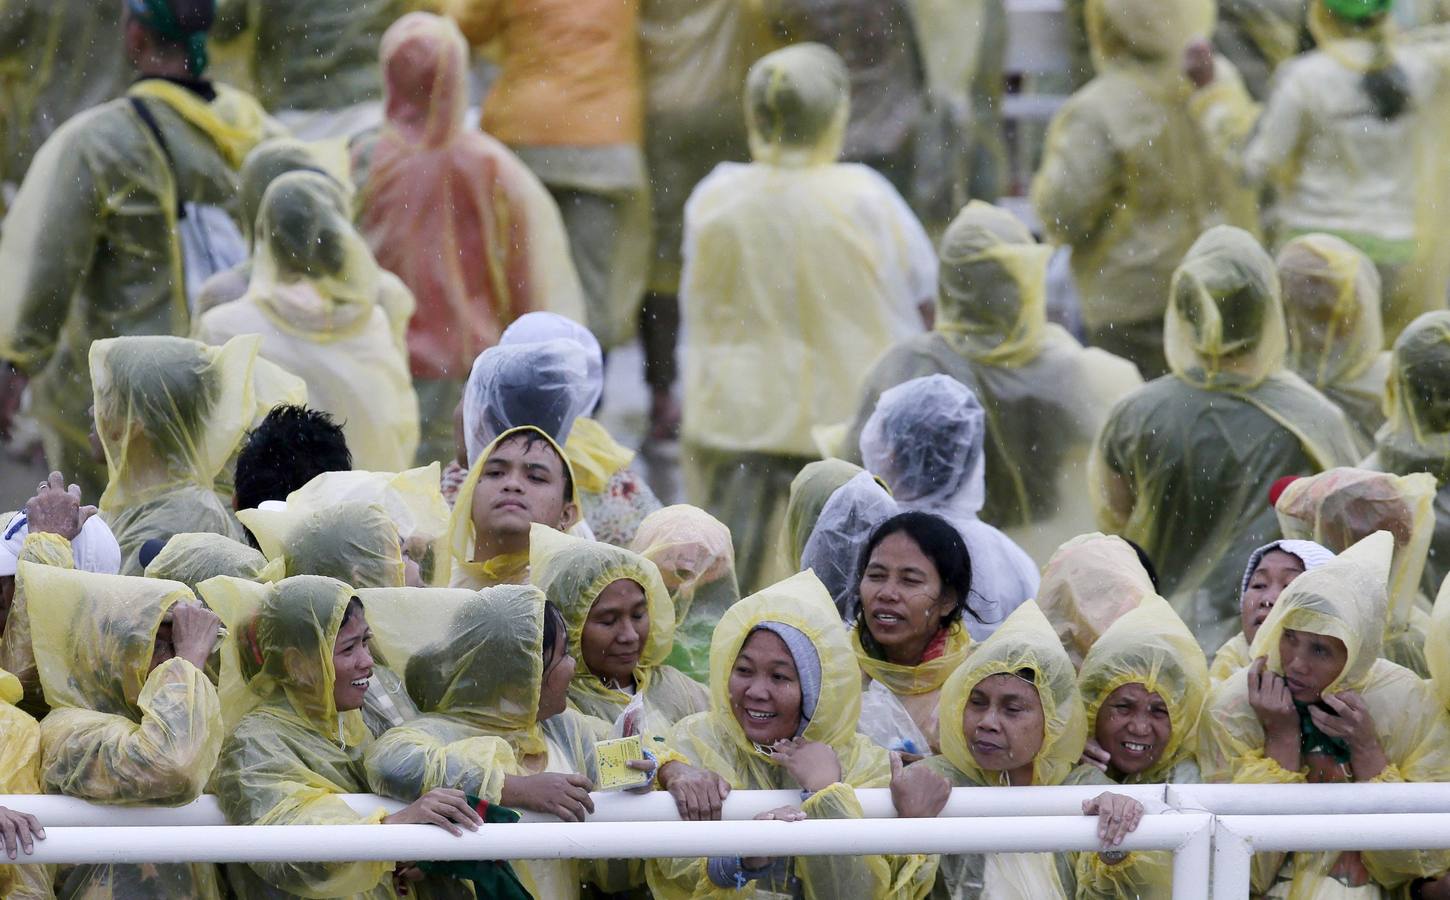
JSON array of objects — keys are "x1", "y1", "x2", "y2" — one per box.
[{"x1": 12, "y1": 787, "x2": 1450, "y2": 900}]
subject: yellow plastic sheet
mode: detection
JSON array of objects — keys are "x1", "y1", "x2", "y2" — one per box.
[
  {"x1": 240, "y1": 499, "x2": 406, "y2": 590},
  {"x1": 144, "y1": 532, "x2": 270, "y2": 590},
  {"x1": 1037, "y1": 533, "x2": 1159, "y2": 670}
]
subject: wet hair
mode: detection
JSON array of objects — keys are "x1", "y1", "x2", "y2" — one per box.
[
  {"x1": 234, "y1": 405, "x2": 352, "y2": 513},
  {"x1": 342, "y1": 597, "x2": 365, "y2": 628},
  {"x1": 490, "y1": 430, "x2": 575, "y2": 505},
  {"x1": 852, "y1": 512, "x2": 973, "y2": 658},
  {"x1": 541, "y1": 600, "x2": 566, "y2": 669},
  {"x1": 1123, "y1": 538, "x2": 1161, "y2": 592}
]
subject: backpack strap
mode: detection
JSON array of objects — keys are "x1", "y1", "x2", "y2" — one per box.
[{"x1": 129, "y1": 95, "x2": 186, "y2": 219}]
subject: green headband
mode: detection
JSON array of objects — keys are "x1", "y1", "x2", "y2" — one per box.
[
  {"x1": 1321, "y1": 0, "x2": 1393, "y2": 22},
  {"x1": 130, "y1": 0, "x2": 210, "y2": 76}
]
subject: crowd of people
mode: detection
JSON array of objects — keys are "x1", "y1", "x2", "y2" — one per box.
[{"x1": 4, "y1": 0, "x2": 1450, "y2": 897}]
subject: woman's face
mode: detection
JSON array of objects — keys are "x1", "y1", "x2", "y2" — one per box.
[
  {"x1": 536, "y1": 626, "x2": 575, "y2": 721},
  {"x1": 962, "y1": 672, "x2": 1045, "y2": 778},
  {"x1": 859, "y1": 531, "x2": 954, "y2": 664},
  {"x1": 1094, "y1": 682, "x2": 1171, "y2": 777},
  {"x1": 331, "y1": 607, "x2": 374, "y2": 713},
  {"x1": 1241, "y1": 550, "x2": 1305, "y2": 643},
  {"x1": 729, "y1": 629, "x2": 802, "y2": 746},
  {"x1": 1279, "y1": 628, "x2": 1348, "y2": 703},
  {"x1": 580, "y1": 579, "x2": 650, "y2": 686}
]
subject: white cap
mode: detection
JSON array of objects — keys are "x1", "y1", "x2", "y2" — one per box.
[{"x1": 0, "y1": 513, "x2": 123, "y2": 577}]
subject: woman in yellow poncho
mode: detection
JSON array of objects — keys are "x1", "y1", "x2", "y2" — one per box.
[
  {"x1": 90, "y1": 333, "x2": 255, "y2": 575},
  {"x1": 920, "y1": 600, "x2": 1154, "y2": 899},
  {"x1": 647, "y1": 570, "x2": 936, "y2": 899},
  {"x1": 849, "y1": 511, "x2": 972, "y2": 760},
  {"x1": 630, "y1": 504, "x2": 742, "y2": 683},
  {"x1": 1210, "y1": 538, "x2": 1336, "y2": 683},
  {"x1": 1036, "y1": 532, "x2": 1159, "y2": 671},
  {"x1": 0, "y1": 666, "x2": 50, "y2": 898},
  {"x1": 360, "y1": 584, "x2": 651, "y2": 899},
  {"x1": 205, "y1": 575, "x2": 483, "y2": 900},
  {"x1": 1277, "y1": 234, "x2": 1390, "y2": 449},
  {"x1": 1199, "y1": 532, "x2": 1450, "y2": 897},
  {"x1": 841, "y1": 201, "x2": 1142, "y2": 564},
  {"x1": 1274, "y1": 467, "x2": 1438, "y2": 676},
  {"x1": 24, "y1": 564, "x2": 226, "y2": 898},
  {"x1": 1093, "y1": 225, "x2": 1362, "y2": 647},
  {"x1": 529, "y1": 524, "x2": 707, "y2": 737},
  {"x1": 1076, "y1": 596, "x2": 1210, "y2": 896}
]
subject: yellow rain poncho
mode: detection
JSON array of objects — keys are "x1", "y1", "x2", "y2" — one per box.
[
  {"x1": 1212, "y1": 0, "x2": 1309, "y2": 100},
  {"x1": 1366, "y1": 312, "x2": 1450, "y2": 600},
  {"x1": 1189, "y1": 1, "x2": 1450, "y2": 338},
  {"x1": 529, "y1": 525, "x2": 707, "y2": 734},
  {"x1": 1094, "y1": 226, "x2": 1362, "y2": 647},
  {"x1": 213, "y1": 0, "x2": 410, "y2": 118},
  {"x1": 1199, "y1": 532, "x2": 1450, "y2": 896},
  {"x1": 0, "y1": 664, "x2": 49, "y2": 899},
  {"x1": 144, "y1": 532, "x2": 271, "y2": 590},
  {"x1": 1427, "y1": 572, "x2": 1450, "y2": 715},
  {"x1": 0, "y1": 76, "x2": 275, "y2": 497},
  {"x1": 854, "y1": 622, "x2": 971, "y2": 757},
  {"x1": 195, "y1": 170, "x2": 421, "y2": 472},
  {"x1": 253, "y1": 465, "x2": 452, "y2": 586},
  {"x1": 925, "y1": 601, "x2": 1130, "y2": 899},
  {"x1": 1075, "y1": 596, "x2": 1208, "y2": 898},
  {"x1": 1278, "y1": 234, "x2": 1390, "y2": 448},
  {"x1": 207, "y1": 575, "x2": 411, "y2": 899},
  {"x1": 446, "y1": 426, "x2": 581, "y2": 590},
  {"x1": 360, "y1": 584, "x2": 623, "y2": 899},
  {"x1": 1036, "y1": 532, "x2": 1159, "y2": 670},
  {"x1": 648, "y1": 571, "x2": 935, "y2": 900},
  {"x1": 629, "y1": 505, "x2": 742, "y2": 684},
  {"x1": 842, "y1": 201, "x2": 1142, "y2": 564},
  {"x1": 681, "y1": 43, "x2": 933, "y2": 592},
  {"x1": 91, "y1": 334, "x2": 254, "y2": 575},
  {"x1": 1275, "y1": 468, "x2": 1438, "y2": 675},
  {"x1": 240, "y1": 499, "x2": 407, "y2": 589},
  {"x1": 0, "y1": 0, "x2": 126, "y2": 192},
  {"x1": 860, "y1": 375, "x2": 1040, "y2": 639},
  {"x1": 25, "y1": 564, "x2": 223, "y2": 898},
  {"x1": 0, "y1": 528, "x2": 76, "y2": 717},
  {"x1": 1032, "y1": 0, "x2": 1254, "y2": 378}
]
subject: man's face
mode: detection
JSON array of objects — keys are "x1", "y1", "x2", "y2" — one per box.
[{"x1": 469, "y1": 436, "x2": 577, "y2": 547}]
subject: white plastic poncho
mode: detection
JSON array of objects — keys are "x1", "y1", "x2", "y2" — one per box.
[{"x1": 860, "y1": 374, "x2": 1039, "y2": 639}]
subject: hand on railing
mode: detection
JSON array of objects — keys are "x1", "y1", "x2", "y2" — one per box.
[
  {"x1": 1083, "y1": 792, "x2": 1144, "y2": 860},
  {"x1": 382, "y1": 788, "x2": 482, "y2": 836},
  {"x1": 500, "y1": 773, "x2": 595, "y2": 822},
  {"x1": 0, "y1": 806, "x2": 44, "y2": 859},
  {"x1": 658, "y1": 761, "x2": 731, "y2": 821}
]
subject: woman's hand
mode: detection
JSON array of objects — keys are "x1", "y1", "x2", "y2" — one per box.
[
  {"x1": 392, "y1": 863, "x2": 424, "y2": 896},
  {"x1": 1080, "y1": 737, "x2": 1112, "y2": 774},
  {"x1": 500, "y1": 772, "x2": 596, "y2": 822},
  {"x1": 889, "y1": 752, "x2": 951, "y2": 819},
  {"x1": 743, "y1": 806, "x2": 807, "y2": 870},
  {"x1": 1083, "y1": 792, "x2": 1144, "y2": 854},
  {"x1": 659, "y1": 761, "x2": 731, "y2": 821},
  {"x1": 1247, "y1": 657, "x2": 1301, "y2": 771},
  {"x1": 1311, "y1": 692, "x2": 1388, "y2": 781},
  {"x1": 769, "y1": 738, "x2": 842, "y2": 794},
  {"x1": 0, "y1": 806, "x2": 43, "y2": 860},
  {"x1": 382, "y1": 788, "x2": 482, "y2": 836}
]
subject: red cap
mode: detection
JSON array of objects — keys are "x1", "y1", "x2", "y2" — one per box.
[{"x1": 1268, "y1": 475, "x2": 1302, "y2": 509}]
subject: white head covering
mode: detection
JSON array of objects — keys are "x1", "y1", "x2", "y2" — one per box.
[
  {"x1": 800, "y1": 471, "x2": 898, "y2": 615},
  {"x1": 499, "y1": 312, "x2": 605, "y2": 414},
  {"x1": 0, "y1": 512, "x2": 123, "y2": 577},
  {"x1": 461, "y1": 339, "x2": 595, "y2": 466},
  {"x1": 1240, "y1": 539, "x2": 1336, "y2": 597}
]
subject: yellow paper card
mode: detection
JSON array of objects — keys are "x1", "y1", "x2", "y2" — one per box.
[{"x1": 594, "y1": 735, "x2": 649, "y2": 791}]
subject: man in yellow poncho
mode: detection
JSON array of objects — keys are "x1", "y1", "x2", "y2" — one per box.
[
  {"x1": 1033, "y1": 0, "x2": 1255, "y2": 378},
  {"x1": 680, "y1": 42, "x2": 934, "y2": 594},
  {"x1": 90, "y1": 334, "x2": 255, "y2": 575},
  {"x1": 23, "y1": 564, "x2": 226, "y2": 898},
  {"x1": 1093, "y1": 226, "x2": 1362, "y2": 647},
  {"x1": 648, "y1": 570, "x2": 938, "y2": 899},
  {"x1": 0, "y1": 0, "x2": 278, "y2": 499},
  {"x1": 1199, "y1": 532, "x2": 1450, "y2": 897},
  {"x1": 841, "y1": 201, "x2": 1142, "y2": 564}
]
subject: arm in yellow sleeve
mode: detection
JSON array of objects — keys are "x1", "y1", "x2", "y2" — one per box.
[{"x1": 363, "y1": 724, "x2": 515, "y2": 805}]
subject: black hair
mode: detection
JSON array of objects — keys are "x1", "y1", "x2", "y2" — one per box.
[
  {"x1": 342, "y1": 596, "x2": 365, "y2": 628},
  {"x1": 541, "y1": 600, "x2": 566, "y2": 669},
  {"x1": 1123, "y1": 538, "x2": 1161, "y2": 592},
  {"x1": 234, "y1": 405, "x2": 352, "y2": 512},
  {"x1": 851, "y1": 511, "x2": 973, "y2": 659},
  {"x1": 491, "y1": 429, "x2": 575, "y2": 506}
]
